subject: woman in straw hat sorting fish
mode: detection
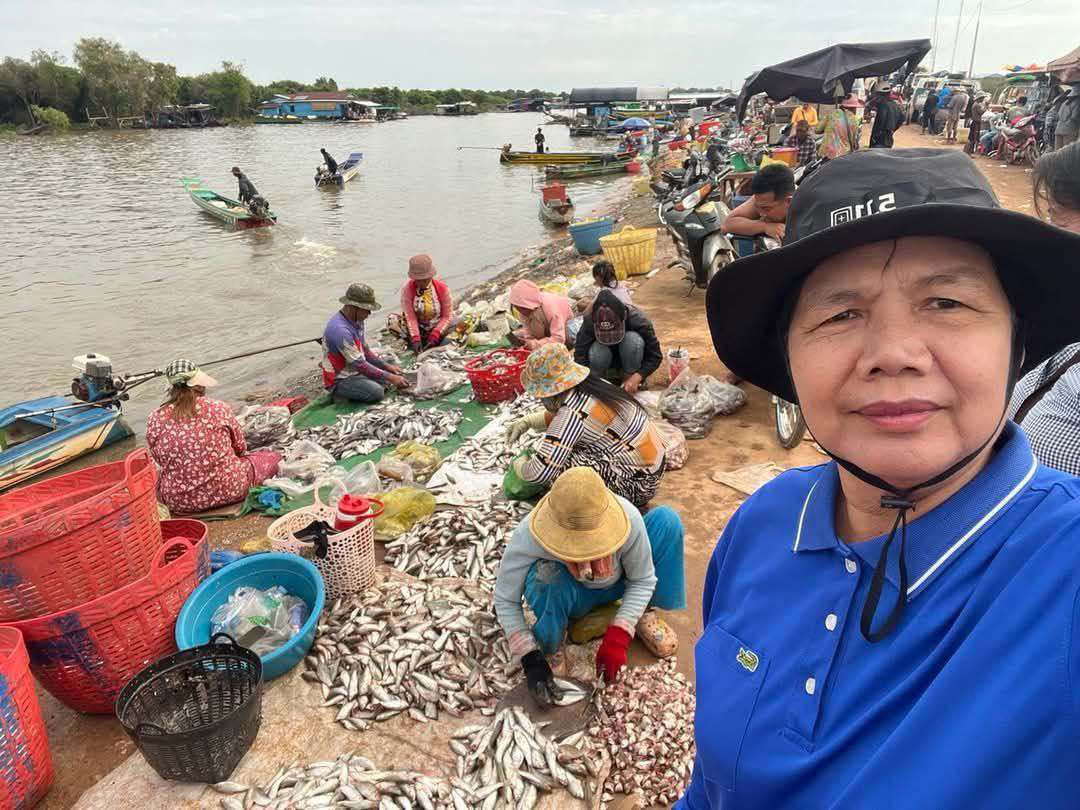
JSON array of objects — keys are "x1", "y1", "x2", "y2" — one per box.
[
  {"x1": 494, "y1": 466, "x2": 685, "y2": 707},
  {"x1": 676, "y1": 149, "x2": 1080, "y2": 808},
  {"x1": 507, "y1": 343, "x2": 666, "y2": 507}
]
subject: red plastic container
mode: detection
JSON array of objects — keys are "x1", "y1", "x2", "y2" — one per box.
[
  {"x1": 0, "y1": 449, "x2": 163, "y2": 622},
  {"x1": 0, "y1": 627, "x2": 54, "y2": 809},
  {"x1": 333, "y1": 495, "x2": 383, "y2": 531},
  {"x1": 541, "y1": 182, "x2": 567, "y2": 203},
  {"x1": 625, "y1": 161, "x2": 642, "y2": 174},
  {"x1": 464, "y1": 349, "x2": 531, "y2": 404},
  {"x1": 5, "y1": 519, "x2": 210, "y2": 714}
]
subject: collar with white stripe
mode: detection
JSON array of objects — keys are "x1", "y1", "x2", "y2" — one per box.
[{"x1": 792, "y1": 422, "x2": 1037, "y2": 600}]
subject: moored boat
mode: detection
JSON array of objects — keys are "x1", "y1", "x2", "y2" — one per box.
[
  {"x1": 254, "y1": 115, "x2": 304, "y2": 124},
  {"x1": 0, "y1": 396, "x2": 132, "y2": 491},
  {"x1": 500, "y1": 148, "x2": 635, "y2": 165},
  {"x1": 544, "y1": 159, "x2": 633, "y2": 179},
  {"x1": 315, "y1": 151, "x2": 363, "y2": 187},
  {"x1": 539, "y1": 182, "x2": 575, "y2": 226},
  {"x1": 180, "y1": 177, "x2": 277, "y2": 229}
]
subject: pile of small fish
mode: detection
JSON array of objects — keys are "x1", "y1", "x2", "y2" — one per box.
[
  {"x1": 212, "y1": 753, "x2": 448, "y2": 810},
  {"x1": 587, "y1": 658, "x2": 697, "y2": 807},
  {"x1": 298, "y1": 401, "x2": 464, "y2": 459},
  {"x1": 416, "y1": 346, "x2": 471, "y2": 374},
  {"x1": 448, "y1": 397, "x2": 543, "y2": 474},
  {"x1": 303, "y1": 580, "x2": 519, "y2": 731},
  {"x1": 239, "y1": 405, "x2": 296, "y2": 451},
  {"x1": 446, "y1": 705, "x2": 595, "y2": 809},
  {"x1": 383, "y1": 500, "x2": 531, "y2": 588}
]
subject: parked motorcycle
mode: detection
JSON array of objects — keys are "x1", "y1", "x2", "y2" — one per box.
[
  {"x1": 992, "y1": 114, "x2": 1042, "y2": 167},
  {"x1": 657, "y1": 150, "x2": 736, "y2": 292}
]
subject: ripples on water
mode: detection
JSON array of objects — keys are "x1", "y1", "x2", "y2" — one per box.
[{"x1": 0, "y1": 113, "x2": 629, "y2": 427}]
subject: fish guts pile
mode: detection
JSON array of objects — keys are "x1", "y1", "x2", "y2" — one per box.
[
  {"x1": 383, "y1": 500, "x2": 531, "y2": 589},
  {"x1": 303, "y1": 579, "x2": 519, "y2": 731},
  {"x1": 589, "y1": 658, "x2": 697, "y2": 807}
]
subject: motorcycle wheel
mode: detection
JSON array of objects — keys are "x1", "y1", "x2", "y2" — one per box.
[
  {"x1": 701, "y1": 249, "x2": 733, "y2": 288},
  {"x1": 774, "y1": 398, "x2": 807, "y2": 449}
]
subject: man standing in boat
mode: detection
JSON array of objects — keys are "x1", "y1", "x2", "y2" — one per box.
[
  {"x1": 535, "y1": 127, "x2": 546, "y2": 154},
  {"x1": 320, "y1": 148, "x2": 338, "y2": 176},
  {"x1": 231, "y1": 166, "x2": 258, "y2": 204}
]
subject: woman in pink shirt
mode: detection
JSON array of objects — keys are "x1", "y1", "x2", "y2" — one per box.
[
  {"x1": 509, "y1": 280, "x2": 573, "y2": 348},
  {"x1": 146, "y1": 360, "x2": 280, "y2": 514},
  {"x1": 399, "y1": 254, "x2": 454, "y2": 352}
]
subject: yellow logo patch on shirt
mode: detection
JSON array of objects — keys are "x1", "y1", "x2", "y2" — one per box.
[{"x1": 737, "y1": 647, "x2": 760, "y2": 673}]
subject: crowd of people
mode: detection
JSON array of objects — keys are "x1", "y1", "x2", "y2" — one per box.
[{"x1": 134, "y1": 93, "x2": 1080, "y2": 805}]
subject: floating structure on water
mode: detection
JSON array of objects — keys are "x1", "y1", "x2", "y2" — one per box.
[{"x1": 435, "y1": 101, "x2": 479, "y2": 116}]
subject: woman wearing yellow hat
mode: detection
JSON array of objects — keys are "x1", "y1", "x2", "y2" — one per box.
[
  {"x1": 494, "y1": 466, "x2": 685, "y2": 706},
  {"x1": 507, "y1": 343, "x2": 666, "y2": 507}
]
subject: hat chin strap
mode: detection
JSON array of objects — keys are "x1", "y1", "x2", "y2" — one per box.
[{"x1": 789, "y1": 327, "x2": 1025, "y2": 643}]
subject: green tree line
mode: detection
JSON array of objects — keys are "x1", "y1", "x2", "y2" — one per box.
[{"x1": 0, "y1": 38, "x2": 556, "y2": 127}]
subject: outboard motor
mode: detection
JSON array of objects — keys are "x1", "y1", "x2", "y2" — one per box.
[{"x1": 247, "y1": 195, "x2": 271, "y2": 218}]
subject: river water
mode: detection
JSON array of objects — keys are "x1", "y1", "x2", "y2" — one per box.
[{"x1": 1, "y1": 112, "x2": 628, "y2": 427}]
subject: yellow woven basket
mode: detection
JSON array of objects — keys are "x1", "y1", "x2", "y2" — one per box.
[{"x1": 599, "y1": 226, "x2": 657, "y2": 279}]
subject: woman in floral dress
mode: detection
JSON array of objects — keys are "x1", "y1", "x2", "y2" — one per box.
[{"x1": 146, "y1": 360, "x2": 280, "y2": 514}]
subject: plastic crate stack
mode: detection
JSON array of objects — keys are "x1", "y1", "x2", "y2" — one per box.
[{"x1": 0, "y1": 449, "x2": 211, "y2": 806}]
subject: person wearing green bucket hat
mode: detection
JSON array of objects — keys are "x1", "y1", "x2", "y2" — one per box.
[
  {"x1": 675, "y1": 148, "x2": 1080, "y2": 808},
  {"x1": 507, "y1": 343, "x2": 667, "y2": 507},
  {"x1": 321, "y1": 283, "x2": 408, "y2": 403}
]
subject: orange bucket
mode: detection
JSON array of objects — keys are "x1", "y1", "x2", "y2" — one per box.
[{"x1": 771, "y1": 147, "x2": 798, "y2": 167}]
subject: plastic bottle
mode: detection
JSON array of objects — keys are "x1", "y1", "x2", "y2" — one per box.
[{"x1": 334, "y1": 494, "x2": 373, "y2": 531}]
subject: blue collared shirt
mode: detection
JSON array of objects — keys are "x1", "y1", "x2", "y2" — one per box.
[{"x1": 677, "y1": 423, "x2": 1080, "y2": 809}]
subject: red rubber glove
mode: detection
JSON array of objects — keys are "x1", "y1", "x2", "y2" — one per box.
[
  {"x1": 426, "y1": 330, "x2": 442, "y2": 348},
  {"x1": 595, "y1": 626, "x2": 632, "y2": 683}
]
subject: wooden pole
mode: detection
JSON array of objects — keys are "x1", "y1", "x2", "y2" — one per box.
[
  {"x1": 950, "y1": 0, "x2": 966, "y2": 73},
  {"x1": 967, "y1": 0, "x2": 983, "y2": 79},
  {"x1": 931, "y1": 0, "x2": 943, "y2": 72}
]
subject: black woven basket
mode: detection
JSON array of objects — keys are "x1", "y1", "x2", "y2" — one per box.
[{"x1": 115, "y1": 633, "x2": 263, "y2": 783}]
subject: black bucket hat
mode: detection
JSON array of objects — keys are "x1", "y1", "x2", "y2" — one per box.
[{"x1": 706, "y1": 148, "x2": 1080, "y2": 403}]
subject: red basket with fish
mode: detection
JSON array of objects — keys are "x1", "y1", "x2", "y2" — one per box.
[
  {"x1": 5, "y1": 519, "x2": 210, "y2": 714},
  {"x1": 0, "y1": 626, "x2": 54, "y2": 809},
  {"x1": 464, "y1": 348, "x2": 531, "y2": 404},
  {"x1": 0, "y1": 449, "x2": 162, "y2": 622}
]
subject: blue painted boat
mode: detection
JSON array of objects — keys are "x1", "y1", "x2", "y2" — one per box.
[
  {"x1": 315, "y1": 151, "x2": 363, "y2": 187},
  {"x1": 0, "y1": 397, "x2": 133, "y2": 491}
]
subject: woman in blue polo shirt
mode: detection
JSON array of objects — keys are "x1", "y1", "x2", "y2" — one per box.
[{"x1": 679, "y1": 149, "x2": 1080, "y2": 809}]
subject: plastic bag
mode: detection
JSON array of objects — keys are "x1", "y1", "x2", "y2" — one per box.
[
  {"x1": 653, "y1": 419, "x2": 689, "y2": 470},
  {"x1": 386, "y1": 440, "x2": 442, "y2": 481},
  {"x1": 413, "y1": 360, "x2": 465, "y2": 399},
  {"x1": 264, "y1": 440, "x2": 338, "y2": 494},
  {"x1": 373, "y1": 487, "x2": 436, "y2": 540},
  {"x1": 376, "y1": 456, "x2": 415, "y2": 485},
  {"x1": 327, "y1": 460, "x2": 381, "y2": 508},
  {"x1": 210, "y1": 585, "x2": 309, "y2": 657},
  {"x1": 503, "y1": 450, "x2": 546, "y2": 501},
  {"x1": 659, "y1": 370, "x2": 746, "y2": 439}
]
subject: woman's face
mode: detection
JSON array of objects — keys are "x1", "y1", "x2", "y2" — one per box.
[
  {"x1": 415, "y1": 277, "x2": 431, "y2": 291},
  {"x1": 787, "y1": 237, "x2": 1014, "y2": 490}
]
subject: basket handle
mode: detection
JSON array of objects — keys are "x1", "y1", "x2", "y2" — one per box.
[
  {"x1": 149, "y1": 537, "x2": 195, "y2": 583},
  {"x1": 209, "y1": 632, "x2": 239, "y2": 647},
  {"x1": 124, "y1": 448, "x2": 151, "y2": 478}
]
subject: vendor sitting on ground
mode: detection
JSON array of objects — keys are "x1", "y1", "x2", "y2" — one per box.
[
  {"x1": 494, "y1": 466, "x2": 686, "y2": 705},
  {"x1": 508, "y1": 344, "x2": 665, "y2": 506},
  {"x1": 723, "y1": 162, "x2": 796, "y2": 241},
  {"x1": 785, "y1": 119, "x2": 817, "y2": 166},
  {"x1": 398, "y1": 254, "x2": 454, "y2": 353},
  {"x1": 322, "y1": 283, "x2": 408, "y2": 403},
  {"x1": 574, "y1": 289, "x2": 661, "y2": 393},
  {"x1": 146, "y1": 360, "x2": 281, "y2": 515},
  {"x1": 508, "y1": 279, "x2": 574, "y2": 348}
]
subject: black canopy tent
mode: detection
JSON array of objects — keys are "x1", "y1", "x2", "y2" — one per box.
[
  {"x1": 736, "y1": 39, "x2": 932, "y2": 121},
  {"x1": 567, "y1": 87, "x2": 668, "y2": 106}
]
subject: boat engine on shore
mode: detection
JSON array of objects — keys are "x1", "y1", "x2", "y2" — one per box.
[{"x1": 71, "y1": 354, "x2": 126, "y2": 405}]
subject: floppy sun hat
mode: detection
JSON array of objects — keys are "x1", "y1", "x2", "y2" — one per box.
[
  {"x1": 706, "y1": 147, "x2": 1080, "y2": 405},
  {"x1": 521, "y1": 343, "x2": 589, "y2": 399},
  {"x1": 339, "y1": 283, "x2": 382, "y2": 312},
  {"x1": 530, "y1": 467, "x2": 631, "y2": 562}
]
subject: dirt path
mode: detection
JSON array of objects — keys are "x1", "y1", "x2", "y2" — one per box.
[{"x1": 41, "y1": 137, "x2": 1041, "y2": 808}]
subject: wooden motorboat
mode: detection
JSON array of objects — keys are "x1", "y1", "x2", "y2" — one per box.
[
  {"x1": 539, "y1": 182, "x2": 575, "y2": 226},
  {"x1": 544, "y1": 159, "x2": 633, "y2": 179},
  {"x1": 180, "y1": 177, "x2": 277, "y2": 228},
  {"x1": 0, "y1": 396, "x2": 132, "y2": 491},
  {"x1": 500, "y1": 148, "x2": 634, "y2": 165},
  {"x1": 254, "y1": 115, "x2": 304, "y2": 124},
  {"x1": 315, "y1": 151, "x2": 363, "y2": 187}
]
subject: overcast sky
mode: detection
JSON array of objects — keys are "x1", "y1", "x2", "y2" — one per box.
[{"x1": 3, "y1": 0, "x2": 1077, "y2": 90}]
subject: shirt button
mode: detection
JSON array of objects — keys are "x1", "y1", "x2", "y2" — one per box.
[
  {"x1": 805, "y1": 677, "x2": 817, "y2": 696},
  {"x1": 845, "y1": 558, "x2": 858, "y2": 574},
  {"x1": 825, "y1": 613, "x2": 838, "y2": 631}
]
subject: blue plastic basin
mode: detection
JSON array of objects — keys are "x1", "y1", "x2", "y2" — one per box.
[
  {"x1": 175, "y1": 553, "x2": 325, "y2": 681},
  {"x1": 569, "y1": 216, "x2": 615, "y2": 255}
]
